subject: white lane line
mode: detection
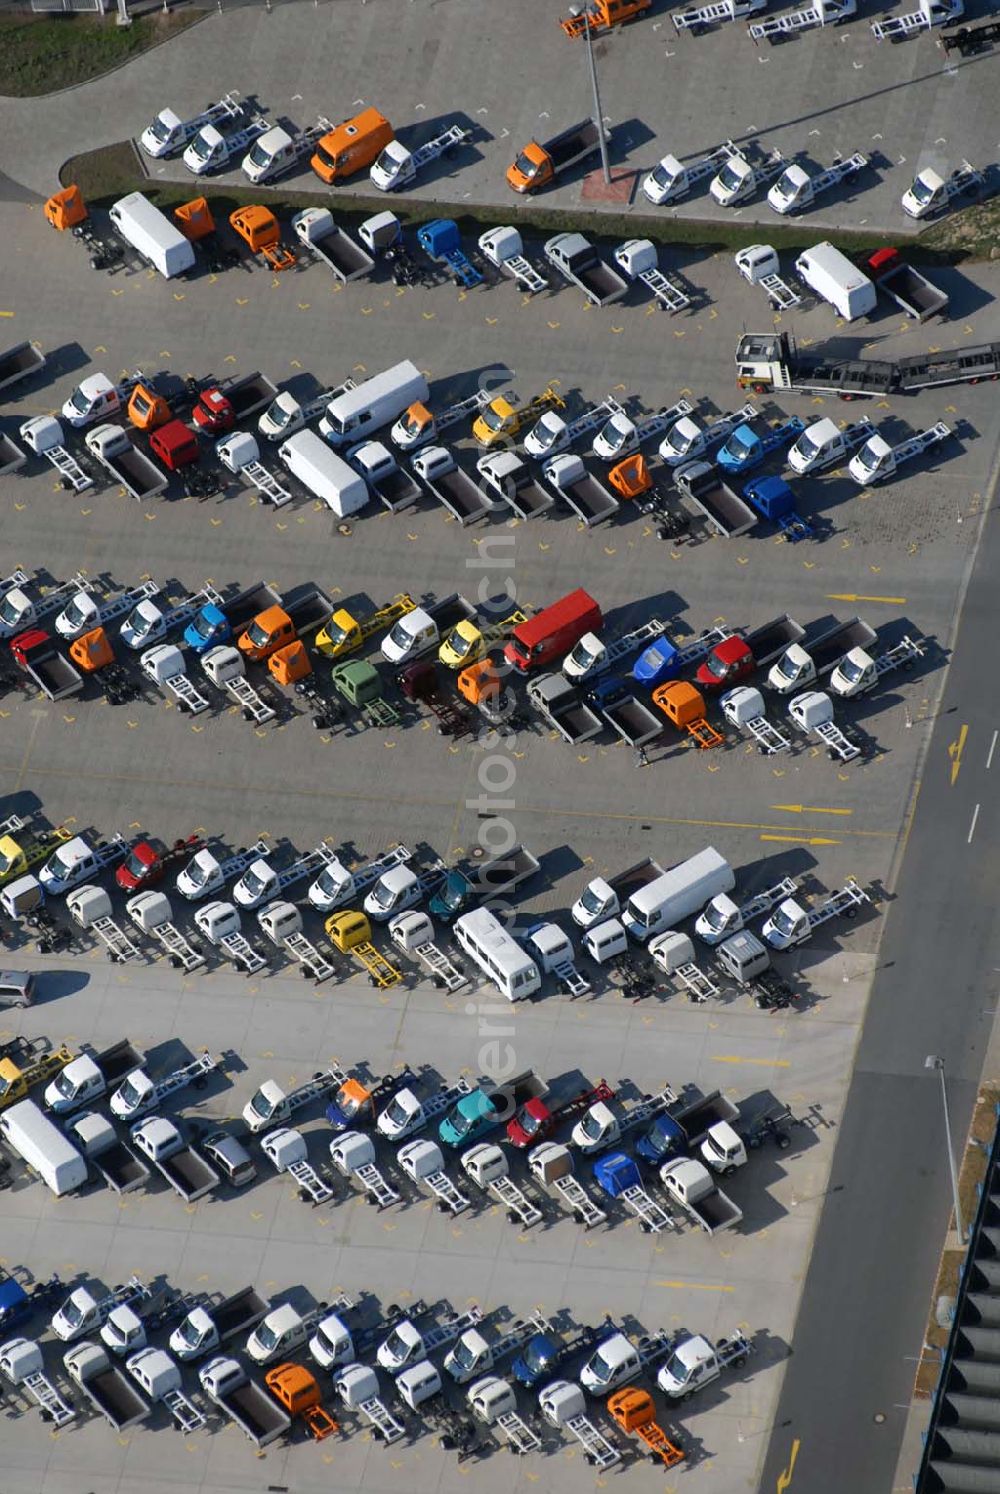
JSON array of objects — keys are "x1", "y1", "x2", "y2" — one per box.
[
  {"x1": 968, "y1": 803, "x2": 981, "y2": 844},
  {"x1": 988, "y1": 730, "x2": 998, "y2": 770}
]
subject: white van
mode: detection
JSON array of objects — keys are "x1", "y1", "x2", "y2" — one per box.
[
  {"x1": 793, "y1": 242, "x2": 876, "y2": 322},
  {"x1": 0, "y1": 1098, "x2": 88, "y2": 1196},
  {"x1": 454, "y1": 907, "x2": 540, "y2": 1001},
  {"x1": 319, "y1": 360, "x2": 429, "y2": 447},
  {"x1": 622, "y1": 848, "x2": 734, "y2": 943},
  {"x1": 278, "y1": 430, "x2": 369, "y2": 517},
  {"x1": 108, "y1": 192, "x2": 196, "y2": 280}
]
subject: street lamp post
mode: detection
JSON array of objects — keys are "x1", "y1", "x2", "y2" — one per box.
[
  {"x1": 568, "y1": 4, "x2": 612, "y2": 186},
  {"x1": 925, "y1": 1055, "x2": 965, "y2": 1245}
]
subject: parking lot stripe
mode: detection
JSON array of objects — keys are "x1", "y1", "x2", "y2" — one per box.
[
  {"x1": 656, "y1": 1279, "x2": 735, "y2": 1292},
  {"x1": 760, "y1": 834, "x2": 841, "y2": 846},
  {"x1": 712, "y1": 1055, "x2": 791, "y2": 1068}
]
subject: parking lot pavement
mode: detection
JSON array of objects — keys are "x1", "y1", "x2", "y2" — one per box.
[
  {"x1": 0, "y1": 1, "x2": 996, "y2": 234},
  {"x1": 0, "y1": 179, "x2": 998, "y2": 1489}
]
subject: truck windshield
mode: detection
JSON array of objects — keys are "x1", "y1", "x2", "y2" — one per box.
[
  {"x1": 189, "y1": 133, "x2": 215, "y2": 163},
  {"x1": 315, "y1": 865, "x2": 345, "y2": 898},
  {"x1": 62, "y1": 1297, "x2": 84, "y2": 1328},
  {"x1": 579, "y1": 886, "x2": 607, "y2": 917},
  {"x1": 256, "y1": 1322, "x2": 278, "y2": 1351},
  {"x1": 382, "y1": 1096, "x2": 408, "y2": 1128},
  {"x1": 602, "y1": 417, "x2": 629, "y2": 451},
  {"x1": 123, "y1": 852, "x2": 147, "y2": 879},
  {"x1": 323, "y1": 618, "x2": 351, "y2": 649},
  {"x1": 176, "y1": 1318, "x2": 201, "y2": 1348},
  {"x1": 645, "y1": 1118, "x2": 671, "y2": 1156},
  {"x1": 650, "y1": 162, "x2": 676, "y2": 190},
  {"x1": 449, "y1": 1107, "x2": 478, "y2": 1139},
  {"x1": 317, "y1": 1321, "x2": 345, "y2": 1355},
  {"x1": 717, "y1": 162, "x2": 744, "y2": 192},
  {"x1": 117, "y1": 1077, "x2": 144, "y2": 1109},
  {"x1": 68, "y1": 387, "x2": 92, "y2": 414},
  {"x1": 313, "y1": 143, "x2": 338, "y2": 171},
  {"x1": 523, "y1": 1339, "x2": 551, "y2": 1372},
  {"x1": 910, "y1": 175, "x2": 936, "y2": 205},
  {"x1": 443, "y1": 628, "x2": 467, "y2": 657},
  {"x1": 245, "y1": 620, "x2": 270, "y2": 649},
  {"x1": 703, "y1": 903, "x2": 727, "y2": 932},
  {"x1": 513, "y1": 153, "x2": 539, "y2": 181},
  {"x1": 249, "y1": 1089, "x2": 273, "y2": 1119},
  {"x1": 840, "y1": 655, "x2": 865, "y2": 684},
  {"x1": 0, "y1": 595, "x2": 22, "y2": 625},
  {"x1": 54, "y1": 1069, "x2": 77, "y2": 1098},
  {"x1": 479, "y1": 406, "x2": 507, "y2": 433},
  {"x1": 579, "y1": 1110, "x2": 604, "y2": 1141},
  {"x1": 0, "y1": 1074, "x2": 15, "y2": 1100},
  {"x1": 587, "y1": 1350, "x2": 613, "y2": 1385},
  {"x1": 387, "y1": 620, "x2": 414, "y2": 649},
  {"x1": 241, "y1": 868, "x2": 268, "y2": 898},
  {"x1": 661, "y1": 1351, "x2": 688, "y2": 1387},
  {"x1": 247, "y1": 142, "x2": 270, "y2": 169},
  {"x1": 856, "y1": 444, "x2": 882, "y2": 473},
  {"x1": 148, "y1": 115, "x2": 172, "y2": 145},
  {"x1": 516, "y1": 1107, "x2": 543, "y2": 1138},
  {"x1": 371, "y1": 881, "x2": 396, "y2": 909},
  {"x1": 534, "y1": 415, "x2": 559, "y2": 447},
  {"x1": 569, "y1": 640, "x2": 599, "y2": 672},
  {"x1": 190, "y1": 612, "x2": 215, "y2": 640},
  {"x1": 452, "y1": 1338, "x2": 476, "y2": 1370},
  {"x1": 794, "y1": 431, "x2": 819, "y2": 462},
  {"x1": 48, "y1": 848, "x2": 75, "y2": 876},
  {"x1": 383, "y1": 1328, "x2": 408, "y2": 1359},
  {"x1": 186, "y1": 858, "x2": 207, "y2": 888},
  {"x1": 337, "y1": 1087, "x2": 362, "y2": 1118},
  {"x1": 63, "y1": 597, "x2": 91, "y2": 629},
  {"x1": 129, "y1": 608, "x2": 155, "y2": 640},
  {"x1": 705, "y1": 652, "x2": 733, "y2": 680},
  {"x1": 772, "y1": 907, "x2": 797, "y2": 936},
  {"x1": 724, "y1": 432, "x2": 754, "y2": 461},
  {"x1": 774, "y1": 172, "x2": 795, "y2": 200}
]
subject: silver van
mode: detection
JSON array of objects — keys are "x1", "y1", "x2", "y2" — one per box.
[{"x1": 0, "y1": 969, "x2": 36, "y2": 1008}]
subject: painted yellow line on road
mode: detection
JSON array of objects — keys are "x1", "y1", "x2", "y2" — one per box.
[
  {"x1": 655, "y1": 1280, "x2": 735, "y2": 1292},
  {"x1": 771, "y1": 804, "x2": 852, "y2": 816},
  {"x1": 777, "y1": 1437, "x2": 801, "y2": 1493},
  {"x1": 760, "y1": 834, "x2": 841, "y2": 846},
  {"x1": 712, "y1": 1055, "x2": 792, "y2": 1068},
  {"x1": 826, "y1": 593, "x2": 906, "y2": 605},
  {"x1": 949, "y1": 723, "x2": 968, "y2": 787},
  {"x1": 0, "y1": 311, "x2": 14, "y2": 318}
]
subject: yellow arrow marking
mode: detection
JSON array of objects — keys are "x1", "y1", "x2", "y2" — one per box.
[
  {"x1": 760, "y1": 834, "x2": 840, "y2": 846},
  {"x1": 826, "y1": 593, "x2": 906, "y2": 605},
  {"x1": 777, "y1": 1438, "x2": 801, "y2": 1493},
  {"x1": 949, "y1": 723, "x2": 968, "y2": 786},
  {"x1": 771, "y1": 804, "x2": 852, "y2": 816}
]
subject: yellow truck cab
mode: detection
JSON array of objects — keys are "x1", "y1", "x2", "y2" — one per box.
[
  {"x1": 325, "y1": 910, "x2": 371, "y2": 953},
  {"x1": 472, "y1": 387, "x2": 564, "y2": 447},
  {"x1": 315, "y1": 594, "x2": 415, "y2": 660},
  {"x1": 0, "y1": 1046, "x2": 74, "y2": 1112},
  {"x1": 0, "y1": 818, "x2": 71, "y2": 887}
]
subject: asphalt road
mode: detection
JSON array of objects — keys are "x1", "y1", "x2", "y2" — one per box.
[{"x1": 758, "y1": 447, "x2": 1000, "y2": 1494}]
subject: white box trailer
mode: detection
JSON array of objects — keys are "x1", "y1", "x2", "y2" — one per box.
[
  {"x1": 793, "y1": 242, "x2": 876, "y2": 321},
  {"x1": 108, "y1": 193, "x2": 195, "y2": 280},
  {"x1": 278, "y1": 430, "x2": 368, "y2": 516}
]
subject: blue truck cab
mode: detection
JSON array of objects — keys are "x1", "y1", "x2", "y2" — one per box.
[
  {"x1": 184, "y1": 603, "x2": 231, "y2": 655},
  {"x1": 512, "y1": 1330, "x2": 562, "y2": 1388},
  {"x1": 632, "y1": 637, "x2": 681, "y2": 687},
  {"x1": 439, "y1": 1090, "x2": 498, "y2": 1148},
  {"x1": 635, "y1": 1113, "x2": 687, "y2": 1166},
  {"x1": 718, "y1": 417, "x2": 805, "y2": 476}
]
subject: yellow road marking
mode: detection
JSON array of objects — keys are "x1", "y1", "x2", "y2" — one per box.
[
  {"x1": 656, "y1": 1280, "x2": 735, "y2": 1292},
  {"x1": 949, "y1": 723, "x2": 968, "y2": 786},
  {"x1": 826, "y1": 593, "x2": 906, "y2": 605},
  {"x1": 712, "y1": 1055, "x2": 791, "y2": 1068},
  {"x1": 759, "y1": 834, "x2": 841, "y2": 846},
  {"x1": 771, "y1": 804, "x2": 852, "y2": 816},
  {"x1": 777, "y1": 1437, "x2": 801, "y2": 1493}
]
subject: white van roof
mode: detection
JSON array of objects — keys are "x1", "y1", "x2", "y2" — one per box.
[{"x1": 324, "y1": 360, "x2": 427, "y2": 426}]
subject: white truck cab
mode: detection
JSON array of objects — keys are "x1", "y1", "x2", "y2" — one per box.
[
  {"x1": 579, "y1": 1332, "x2": 640, "y2": 1394},
  {"x1": 380, "y1": 607, "x2": 438, "y2": 664}
]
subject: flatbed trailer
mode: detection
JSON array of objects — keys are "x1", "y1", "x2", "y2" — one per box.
[
  {"x1": 0, "y1": 342, "x2": 46, "y2": 394},
  {"x1": 675, "y1": 461, "x2": 757, "y2": 537},
  {"x1": 736, "y1": 330, "x2": 1000, "y2": 398}
]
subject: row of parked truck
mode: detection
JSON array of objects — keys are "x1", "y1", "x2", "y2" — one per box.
[{"x1": 2, "y1": 1241, "x2": 757, "y2": 1463}]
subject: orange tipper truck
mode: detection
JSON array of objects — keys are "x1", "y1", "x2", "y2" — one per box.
[
  {"x1": 561, "y1": 0, "x2": 651, "y2": 36},
  {"x1": 506, "y1": 120, "x2": 601, "y2": 194}
]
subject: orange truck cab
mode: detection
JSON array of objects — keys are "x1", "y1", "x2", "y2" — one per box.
[
  {"x1": 44, "y1": 184, "x2": 87, "y2": 232},
  {"x1": 311, "y1": 107, "x2": 393, "y2": 184},
  {"x1": 127, "y1": 383, "x2": 172, "y2": 432},
  {"x1": 239, "y1": 605, "x2": 297, "y2": 662},
  {"x1": 229, "y1": 205, "x2": 297, "y2": 271},
  {"x1": 69, "y1": 626, "x2": 114, "y2": 673},
  {"x1": 173, "y1": 197, "x2": 216, "y2": 242},
  {"x1": 504, "y1": 588, "x2": 602, "y2": 674},
  {"x1": 651, "y1": 679, "x2": 723, "y2": 749},
  {"x1": 264, "y1": 1363, "x2": 338, "y2": 1440},
  {"x1": 608, "y1": 452, "x2": 652, "y2": 500},
  {"x1": 268, "y1": 639, "x2": 311, "y2": 685},
  {"x1": 607, "y1": 1388, "x2": 684, "y2": 1468}
]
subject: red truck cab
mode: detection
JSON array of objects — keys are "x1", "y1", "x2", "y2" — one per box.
[
  {"x1": 150, "y1": 419, "x2": 200, "y2": 470},
  {"x1": 504, "y1": 588, "x2": 601, "y2": 673},
  {"x1": 116, "y1": 834, "x2": 202, "y2": 891},
  {"x1": 696, "y1": 636, "x2": 752, "y2": 692},
  {"x1": 192, "y1": 387, "x2": 237, "y2": 435}
]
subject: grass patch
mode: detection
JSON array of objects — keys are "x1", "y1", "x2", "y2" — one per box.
[
  {"x1": 0, "y1": 13, "x2": 199, "y2": 98},
  {"x1": 914, "y1": 1084, "x2": 1000, "y2": 1400},
  {"x1": 63, "y1": 139, "x2": 989, "y2": 266},
  {"x1": 923, "y1": 195, "x2": 1000, "y2": 262}
]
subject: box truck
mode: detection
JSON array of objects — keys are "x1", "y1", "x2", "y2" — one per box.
[
  {"x1": 108, "y1": 193, "x2": 196, "y2": 280},
  {"x1": 278, "y1": 430, "x2": 369, "y2": 516},
  {"x1": 793, "y1": 242, "x2": 876, "y2": 322},
  {"x1": 622, "y1": 849, "x2": 734, "y2": 942}
]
